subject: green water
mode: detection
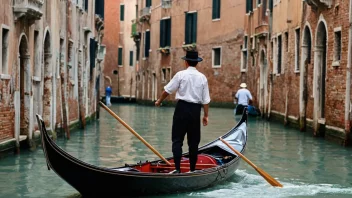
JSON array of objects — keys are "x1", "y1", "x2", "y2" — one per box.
[{"x1": 1, "y1": 104, "x2": 352, "y2": 198}]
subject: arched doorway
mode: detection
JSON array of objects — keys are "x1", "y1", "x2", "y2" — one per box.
[
  {"x1": 19, "y1": 35, "x2": 30, "y2": 136},
  {"x1": 259, "y1": 49, "x2": 268, "y2": 116},
  {"x1": 299, "y1": 25, "x2": 312, "y2": 130},
  {"x1": 313, "y1": 21, "x2": 327, "y2": 132},
  {"x1": 43, "y1": 32, "x2": 52, "y2": 127}
]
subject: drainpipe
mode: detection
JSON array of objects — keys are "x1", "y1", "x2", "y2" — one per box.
[{"x1": 344, "y1": 0, "x2": 352, "y2": 146}]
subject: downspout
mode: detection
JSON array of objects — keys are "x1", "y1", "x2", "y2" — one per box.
[
  {"x1": 267, "y1": 0, "x2": 273, "y2": 120},
  {"x1": 344, "y1": 0, "x2": 352, "y2": 146}
]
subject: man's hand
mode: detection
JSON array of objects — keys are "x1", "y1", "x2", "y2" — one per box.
[
  {"x1": 155, "y1": 99, "x2": 161, "y2": 107},
  {"x1": 202, "y1": 116, "x2": 208, "y2": 126}
]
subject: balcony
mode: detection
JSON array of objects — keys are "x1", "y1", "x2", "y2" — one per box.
[
  {"x1": 13, "y1": 0, "x2": 44, "y2": 21},
  {"x1": 139, "y1": 7, "x2": 151, "y2": 23},
  {"x1": 304, "y1": 0, "x2": 332, "y2": 8}
]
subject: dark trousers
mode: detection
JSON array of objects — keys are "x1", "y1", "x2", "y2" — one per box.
[
  {"x1": 235, "y1": 104, "x2": 247, "y2": 115},
  {"x1": 172, "y1": 100, "x2": 201, "y2": 171}
]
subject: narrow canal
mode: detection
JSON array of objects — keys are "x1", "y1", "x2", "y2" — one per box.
[{"x1": 1, "y1": 104, "x2": 352, "y2": 197}]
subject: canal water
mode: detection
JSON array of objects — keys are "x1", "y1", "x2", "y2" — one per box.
[{"x1": 1, "y1": 104, "x2": 352, "y2": 198}]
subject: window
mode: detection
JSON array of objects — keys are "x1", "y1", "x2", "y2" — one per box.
[
  {"x1": 212, "y1": 0, "x2": 221, "y2": 20},
  {"x1": 334, "y1": 30, "x2": 341, "y2": 63},
  {"x1": 129, "y1": 51, "x2": 133, "y2": 66},
  {"x1": 120, "y1": 4, "x2": 125, "y2": 21},
  {"x1": 162, "y1": 0, "x2": 172, "y2": 8},
  {"x1": 118, "y1": 47, "x2": 123, "y2": 66},
  {"x1": 167, "y1": 68, "x2": 171, "y2": 80},
  {"x1": 185, "y1": 12, "x2": 197, "y2": 44},
  {"x1": 277, "y1": 35, "x2": 282, "y2": 74},
  {"x1": 258, "y1": 0, "x2": 261, "y2": 6},
  {"x1": 84, "y1": 0, "x2": 88, "y2": 11},
  {"x1": 246, "y1": 0, "x2": 253, "y2": 14},
  {"x1": 212, "y1": 47, "x2": 221, "y2": 68},
  {"x1": 1, "y1": 27, "x2": 9, "y2": 74},
  {"x1": 244, "y1": 36, "x2": 248, "y2": 49},
  {"x1": 161, "y1": 68, "x2": 166, "y2": 82},
  {"x1": 34, "y1": 30, "x2": 40, "y2": 77},
  {"x1": 241, "y1": 49, "x2": 248, "y2": 71},
  {"x1": 146, "y1": 0, "x2": 152, "y2": 7},
  {"x1": 95, "y1": 0, "x2": 105, "y2": 19},
  {"x1": 295, "y1": 28, "x2": 300, "y2": 71},
  {"x1": 270, "y1": 40, "x2": 273, "y2": 60},
  {"x1": 160, "y1": 18, "x2": 171, "y2": 48},
  {"x1": 285, "y1": 32, "x2": 289, "y2": 52},
  {"x1": 145, "y1": 31, "x2": 150, "y2": 57}
]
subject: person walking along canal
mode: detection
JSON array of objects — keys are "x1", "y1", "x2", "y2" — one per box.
[{"x1": 155, "y1": 51, "x2": 211, "y2": 174}]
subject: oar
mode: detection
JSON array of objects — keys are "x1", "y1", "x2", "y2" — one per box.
[
  {"x1": 219, "y1": 137, "x2": 283, "y2": 187},
  {"x1": 99, "y1": 101, "x2": 172, "y2": 166}
]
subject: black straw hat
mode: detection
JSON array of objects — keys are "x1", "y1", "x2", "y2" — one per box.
[{"x1": 181, "y1": 51, "x2": 203, "y2": 62}]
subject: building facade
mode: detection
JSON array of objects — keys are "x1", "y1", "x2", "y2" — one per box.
[
  {"x1": 134, "y1": 0, "x2": 246, "y2": 104},
  {"x1": 0, "y1": 0, "x2": 105, "y2": 152},
  {"x1": 245, "y1": 0, "x2": 352, "y2": 145},
  {"x1": 104, "y1": 0, "x2": 137, "y2": 98}
]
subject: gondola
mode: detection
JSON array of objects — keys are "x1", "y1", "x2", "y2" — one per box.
[{"x1": 36, "y1": 109, "x2": 248, "y2": 196}]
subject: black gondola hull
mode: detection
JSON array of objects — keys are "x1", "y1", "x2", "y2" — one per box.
[{"x1": 36, "y1": 109, "x2": 247, "y2": 196}]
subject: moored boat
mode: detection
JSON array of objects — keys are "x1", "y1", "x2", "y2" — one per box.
[{"x1": 36, "y1": 109, "x2": 248, "y2": 196}]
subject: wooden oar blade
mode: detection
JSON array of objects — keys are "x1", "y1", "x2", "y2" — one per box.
[
  {"x1": 255, "y1": 167, "x2": 283, "y2": 187},
  {"x1": 219, "y1": 138, "x2": 283, "y2": 188}
]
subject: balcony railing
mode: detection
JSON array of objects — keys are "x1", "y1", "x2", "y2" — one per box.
[
  {"x1": 304, "y1": 0, "x2": 332, "y2": 8},
  {"x1": 13, "y1": 0, "x2": 44, "y2": 21},
  {"x1": 140, "y1": 7, "x2": 151, "y2": 18}
]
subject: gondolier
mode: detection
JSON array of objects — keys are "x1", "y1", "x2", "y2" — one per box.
[{"x1": 155, "y1": 51, "x2": 210, "y2": 174}]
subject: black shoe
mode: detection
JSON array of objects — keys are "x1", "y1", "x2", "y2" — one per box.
[{"x1": 169, "y1": 169, "x2": 181, "y2": 174}]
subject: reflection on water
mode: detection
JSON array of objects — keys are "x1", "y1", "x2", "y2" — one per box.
[{"x1": 1, "y1": 104, "x2": 352, "y2": 197}]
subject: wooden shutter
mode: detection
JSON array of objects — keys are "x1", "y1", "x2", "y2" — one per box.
[
  {"x1": 191, "y1": 13, "x2": 197, "y2": 44},
  {"x1": 166, "y1": 19, "x2": 171, "y2": 46},
  {"x1": 120, "y1": 5, "x2": 125, "y2": 21},
  {"x1": 118, "y1": 48, "x2": 123, "y2": 65},
  {"x1": 146, "y1": 0, "x2": 152, "y2": 7},
  {"x1": 185, "y1": 13, "x2": 191, "y2": 44},
  {"x1": 160, "y1": 20, "x2": 165, "y2": 47},
  {"x1": 129, "y1": 51, "x2": 133, "y2": 66},
  {"x1": 212, "y1": 0, "x2": 220, "y2": 19},
  {"x1": 145, "y1": 31, "x2": 150, "y2": 57}
]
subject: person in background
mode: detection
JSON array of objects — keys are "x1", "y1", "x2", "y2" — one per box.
[
  {"x1": 234, "y1": 83, "x2": 252, "y2": 115},
  {"x1": 155, "y1": 51, "x2": 210, "y2": 174},
  {"x1": 105, "y1": 86, "x2": 112, "y2": 106}
]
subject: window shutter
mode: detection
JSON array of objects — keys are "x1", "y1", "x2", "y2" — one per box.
[
  {"x1": 118, "y1": 48, "x2": 123, "y2": 65},
  {"x1": 129, "y1": 51, "x2": 133, "y2": 66},
  {"x1": 160, "y1": 20, "x2": 165, "y2": 47},
  {"x1": 185, "y1": 13, "x2": 191, "y2": 44},
  {"x1": 166, "y1": 19, "x2": 171, "y2": 46},
  {"x1": 145, "y1": 31, "x2": 150, "y2": 57},
  {"x1": 120, "y1": 5, "x2": 125, "y2": 21},
  {"x1": 85, "y1": 0, "x2": 88, "y2": 11},
  {"x1": 212, "y1": 0, "x2": 220, "y2": 19},
  {"x1": 192, "y1": 13, "x2": 197, "y2": 43},
  {"x1": 146, "y1": 0, "x2": 152, "y2": 7}
]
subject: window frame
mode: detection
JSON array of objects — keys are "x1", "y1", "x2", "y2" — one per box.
[
  {"x1": 1, "y1": 24, "x2": 10, "y2": 75},
  {"x1": 212, "y1": 47, "x2": 222, "y2": 68}
]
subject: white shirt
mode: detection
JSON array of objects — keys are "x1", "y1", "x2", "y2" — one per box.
[
  {"x1": 164, "y1": 67, "x2": 211, "y2": 105},
  {"x1": 235, "y1": 88, "x2": 252, "y2": 106}
]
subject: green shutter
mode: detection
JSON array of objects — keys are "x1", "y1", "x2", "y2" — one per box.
[
  {"x1": 185, "y1": 13, "x2": 190, "y2": 44},
  {"x1": 129, "y1": 51, "x2": 133, "y2": 66},
  {"x1": 166, "y1": 19, "x2": 171, "y2": 47},
  {"x1": 118, "y1": 48, "x2": 123, "y2": 65},
  {"x1": 160, "y1": 20, "x2": 165, "y2": 47},
  {"x1": 146, "y1": 0, "x2": 152, "y2": 7},
  {"x1": 192, "y1": 13, "x2": 197, "y2": 44},
  {"x1": 212, "y1": 0, "x2": 220, "y2": 19},
  {"x1": 145, "y1": 31, "x2": 150, "y2": 57},
  {"x1": 120, "y1": 5, "x2": 125, "y2": 21}
]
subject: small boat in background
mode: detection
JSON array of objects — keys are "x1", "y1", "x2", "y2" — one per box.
[{"x1": 36, "y1": 110, "x2": 248, "y2": 196}]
